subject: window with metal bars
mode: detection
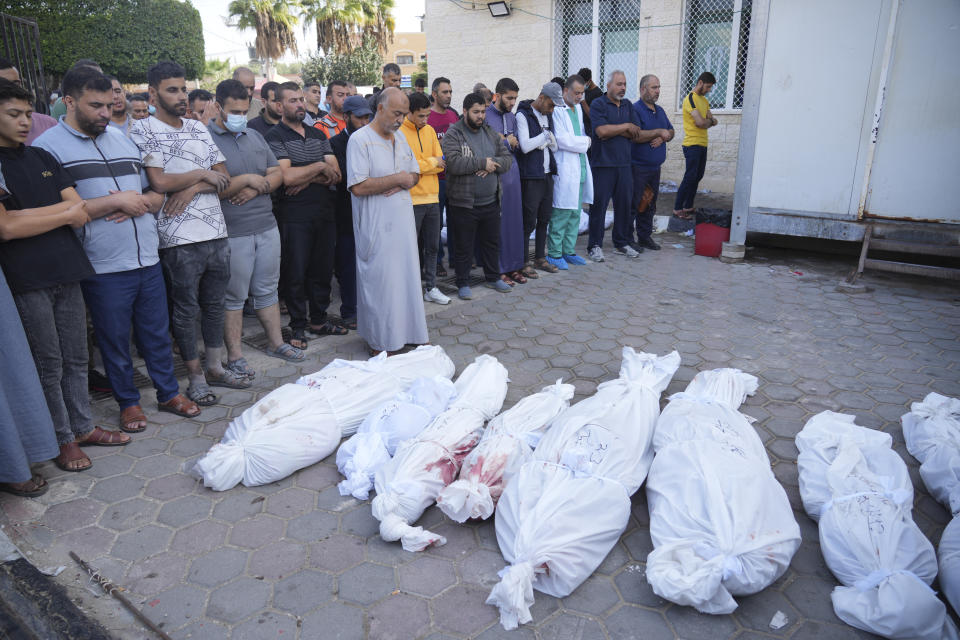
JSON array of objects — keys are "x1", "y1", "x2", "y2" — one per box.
[
  {"x1": 679, "y1": 0, "x2": 752, "y2": 111},
  {"x1": 554, "y1": 0, "x2": 644, "y2": 102}
]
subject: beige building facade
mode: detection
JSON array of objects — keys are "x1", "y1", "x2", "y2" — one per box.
[
  {"x1": 424, "y1": 0, "x2": 749, "y2": 193},
  {"x1": 384, "y1": 31, "x2": 428, "y2": 78}
]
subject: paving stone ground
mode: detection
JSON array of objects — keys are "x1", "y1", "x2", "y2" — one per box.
[{"x1": 2, "y1": 225, "x2": 959, "y2": 640}]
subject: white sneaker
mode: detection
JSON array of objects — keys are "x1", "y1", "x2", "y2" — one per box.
[
  {"x1": 424, "y1": 287, "x2": 451, "y2": 305},
  {"x1": 588, "y1": 246, "x2": 605, "y2": 263},
  {"x1": 614, "y1": 245, "x2": 641, "y2": 258}
]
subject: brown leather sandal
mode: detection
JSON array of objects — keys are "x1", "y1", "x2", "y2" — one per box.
[
  {"x1": 55, "y1": 442, "x2": 92, "y2": 472},
  {"x1": 158, "y1": 393, "x2": 201, "y2": 418},
  {"x1": 77, "y1": 426, "x2": 130, "y2": 446},
  {"x1": 120, "y1": 405, "x2": 148, "y2": 433}
]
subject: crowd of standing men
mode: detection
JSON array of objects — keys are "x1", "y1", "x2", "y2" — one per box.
[{"x1": 0, "y1": 55, "x2": 718, "y2": 497}]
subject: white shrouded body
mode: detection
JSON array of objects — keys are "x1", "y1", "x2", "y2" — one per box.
[
  {"x1": 437, "y1": 380, "x2": 575, "y2": 523},
  {"x1": 372, "y1": 355, "x2": 508, "y2": 552},
  {"x1": 796, "y1": 411, "x2": 958, "y2": 640},
  {"x1": 194, "y1": 346, "x2": 455, "y2": 491},
  {"x1": 645, "y1": 368, "x2": 800, "y2": 615},
  {"x1": 336, "y1": 376, "x2": 458, "y2": 500},
  {"x1": 487, "y1": 348, "x2": 680, "y2": 630}
]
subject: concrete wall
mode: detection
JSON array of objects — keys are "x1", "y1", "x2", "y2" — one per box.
[{"x1": 424, "y1": 0, "x2": 742, "y2": 194}]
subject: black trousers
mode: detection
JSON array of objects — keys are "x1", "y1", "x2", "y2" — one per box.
[
  {"x1": 521, "y1": 175, "x2": 553, "y2": 263},
  {"x1": 280, "y1": 215, "x2": 336, "y2": 330},
  {"x1": 448, "y1": 201, "x2": 501, "y2": 287}
]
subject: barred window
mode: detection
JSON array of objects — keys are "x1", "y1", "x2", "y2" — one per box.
[
  {"x1": 554, "y1": 0, "x2": 644, "y2": 102},
  {"x1": 679, "y1": 0, "x2": 752, "y2": 110},
  {"x1": 396, "y1": 54, "x2": 415, "y2": 65}
]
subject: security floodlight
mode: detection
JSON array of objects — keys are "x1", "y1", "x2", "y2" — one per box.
[{"x1": 487, "y1": 1, "x2": 510, "y2": 17}]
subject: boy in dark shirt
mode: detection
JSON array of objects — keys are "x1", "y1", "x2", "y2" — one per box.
[{"x1": 0, "y1": 80, "x2": 130, "y2": 473}]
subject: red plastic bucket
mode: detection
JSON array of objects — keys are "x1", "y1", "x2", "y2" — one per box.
[{"x1": 694, "y1": 223, "x2": 730, "y2": 258}]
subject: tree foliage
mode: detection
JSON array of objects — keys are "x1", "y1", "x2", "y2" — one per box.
[
  {"x1": 6, "y1": 0, "x2": 204, "y2": 83},
  {"x1": 300, "y1": 0, "x2": 394, "y2": 56},
  {"x1": 227, "y1": 0, "x2": 300, "y2": 62},
  {"x1": 299, "y1": 33, "x2": 382, "y2": 86}
]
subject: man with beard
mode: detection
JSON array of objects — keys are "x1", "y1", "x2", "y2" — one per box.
[
  {"x1": 400, "y1": 90, "x2": 449, "y2": 305},
  {"x1": 264, "y1": 82, "x2": 344, "y2": 351},
  {"x1": 347, "y1": 88, "x2": 427, "y2": 355},
  {"x1": 427, "y1": 76, "x2": 457, "y2": 276},
  {"x1": 186, "y1": 89, "x2": 212, "y2": 122},
  {"x1": 35, "y1": 66, "x2": 200, "y2": 434},
  {"x1": 106, "y1": 75, "x2": 132, "y2": 136},
  {"x1": 247, "y1": 82, "x2": 280, "y2": 136},
  {"x1": 131, "y1": 61, "x2": 250, "y2": 407},
  {"x1": 441, "y1": 92, "x2": 514, "y2": 299},
  {"x1": 129, "y1": 94, "x2": 150, "y2": 120},
  {"x1": 484, "y1": 77, "x2": 527, "y2": 285},
  {"x1": 314, "y1": 80, "x2": 349, "y2": 139},
  {"x1": 587, "y1": 70, "x2": 641, "y2": 262},
  {"x1": 516, "y1": 82, "x2": 563, "y2": 274},
  {"x1": 0, "y1": 78, "x2": 131, "y2": 474},
  {"x1": 631, "y1": 74, "x2": 674, "y2": 250},
  {"x1": 326, "y1": 95, "x2": 372, "y2": 330}
]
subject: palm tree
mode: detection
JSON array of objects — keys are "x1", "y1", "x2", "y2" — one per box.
[
  {"x1": 227, "y1": 0, "x2": 301, "y2": 62},
  {"x1": 301, "y1": 0, "x2": 395, "y2": 55}
]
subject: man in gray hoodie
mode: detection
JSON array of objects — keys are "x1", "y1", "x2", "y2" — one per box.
[{"x1": 440, "y1": 92, "x2": 514, "y2": 300}]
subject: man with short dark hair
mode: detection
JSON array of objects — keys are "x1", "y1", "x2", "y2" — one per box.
[
  {"x1": 587, "y1": 70, "x2": 641, "y2": 262},
  {"x1": 401, "y1": 90, "x2": 449, "y2": 305},
  {"x1": 303, "y1": 80, "x2": 326, "y2": 123},
  {"x1": 674, "y1": 71, "x2": 718, "y2": 218},
  {"x1": 327, "y1": 95, "x2": 373, "y2": 330},
  {"x1": 428, "y1": 76, "x2": 458, "y2": 276},
  {"x1": 233, "y1": 66, "x2": 264, "y2": 121},
  {"x1": 347, "y1": 87, "x2": 427, "y2": 354},
  {"x1": 36, "y1": 66, "x2": 201, "y2": 433},
  {"x1": 631, "y1": 74, "x2": 674, "y2": 250},
  {"x1": 0, "y1": 79, "x2": 131, "y2": 473},
  {"x1": 105, "y1": 75, "x2": 132, "y2": 135},
  {"x1": 129, "y1": 93, "x2": 150, "y2": 120},
  {"x1": 516, "y1": 82, "x2": 563, "y2": 274},
  {"x1": 486, "y1": 77, "x2": 526, "y2": 285},
  {"x1": 131, "y1": 61, "x2": 250, "y2": 406},
  {"x1": 265, "y1": 82, "x2": 345, "y2": 350},
  {"x1": 441, "y1": 92, "x2": 514, "y2": 299},
  {"x1": 381, "y1": 63, "x2": 402, "y2": 89},
  {"x1": 187, "y1": 88, "x2": 213, "y2": 122},
  {"x1": 315, "y1": 80, "x2": 348, "y2": 139},
  {"x1": 247, "y1": 81, "x2": 281, "y2": 136},
  {"x1": 208, "y1": 79, "x2": 302, "y2": 369},
  {"x1": 0, "y1": 58, "x2": 57, "y2": 143},
  {"x1": 50, "y1": 59, "x2": 103, "y2": 119},
  {"x1": 414, "y1": 78, "x2": 427, "y2": 94},
  {"x1": 578, "y1": 67, "x2": 603, "y2": 132}
]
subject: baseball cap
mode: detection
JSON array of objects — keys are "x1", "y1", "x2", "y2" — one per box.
[
  {"x1": 343, "y1": 95, "x2": 373, "y2": 117},
  {"x1": 541, "y1": 82, "x2": 564, "y2": 107}
]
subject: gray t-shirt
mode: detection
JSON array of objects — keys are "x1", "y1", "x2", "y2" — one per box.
[
  {"x1": 207, "y1": 122, "x2": 279, "y2": 237},
  {"x1": 462, "y1": 126, "x2": 498, "y2": 206}
]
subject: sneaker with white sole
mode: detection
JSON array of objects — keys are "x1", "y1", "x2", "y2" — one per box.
[
  {"x1": 614, "y1": 245, "x2": 641, "y2": 258},
  {"x1": 588, "y1": 246, "x2": 605, "y2": 263},
  {"x1": 424, "y1": 287, "x2": 450, "y2": 305}
]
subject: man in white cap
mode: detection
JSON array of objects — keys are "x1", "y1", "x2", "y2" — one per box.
[{"x1": 516, "y1": 82, "x2": 563, "y2": 275}]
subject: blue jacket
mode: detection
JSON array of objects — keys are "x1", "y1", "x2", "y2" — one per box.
[{"x1": 34, "y1": 120, "x2": 160, "y2": 274}]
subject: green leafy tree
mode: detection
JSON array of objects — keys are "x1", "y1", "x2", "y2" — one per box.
[
  {"x1": 300, "y1": 32, "x2": 382, "y2": 86},
  {"x1": 7, "y1": 0, "x2": 204, "y2": 83},
  {"x1": 411, "y1": 59, "x2": 427, "y2": 85},
  {"x1": 300, "y1": 0, "x2": 394, "y2": 55},
  {"x1": 227, "y1": 0, "x2": 301, "y2": 62}
]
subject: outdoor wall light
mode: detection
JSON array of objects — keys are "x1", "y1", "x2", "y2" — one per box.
[{"x1": 487, "y1": 1, "x2": 511, "y2": 17}]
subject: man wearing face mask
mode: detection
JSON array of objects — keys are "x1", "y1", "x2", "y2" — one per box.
[
  {"x1": 35, "y1": 66, "x2": 200, "y2": 435},
  {"x1": 327, "y1": 95, "x2": 373, "y2": 330},
  {"x1": 347, "y1": 87, "x2": 426, "y2": 355}
]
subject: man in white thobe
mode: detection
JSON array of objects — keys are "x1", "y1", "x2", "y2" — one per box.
[{"x1": 347, "y1": 88, "x2": 428, "y2": 354}]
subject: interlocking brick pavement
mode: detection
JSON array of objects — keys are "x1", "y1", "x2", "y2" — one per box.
[{"x1": 2, "y1": 228, "x2": 959, "y2": 639}]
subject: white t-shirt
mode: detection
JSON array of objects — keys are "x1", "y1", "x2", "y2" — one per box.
[{"x1": 129, "y1": 116, "x2": 227, "y2": 248}]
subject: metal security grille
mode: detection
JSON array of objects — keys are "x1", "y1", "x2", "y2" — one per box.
[
  {"x1": 554, "y1": 0, "x2": 644, "y2": 102},
  {"x1": 0, "y1": 12, "x2": 50, "y2": 114},
  {"x1": 679, "y1": 0, "x2": 752, "y2": 111}
]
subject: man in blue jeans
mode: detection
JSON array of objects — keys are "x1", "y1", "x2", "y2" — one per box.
[{"x1": 35, "y1": 66, "x2": 202, "y2": 433}]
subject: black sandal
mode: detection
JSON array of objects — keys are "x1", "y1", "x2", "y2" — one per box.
[
  {"x1": 289, "y1": 329, "x2": 309, "y2": 350},
  {"x1": 339, "y1": 317, "x2": 358, "y2": 331},
  {"x1": 308, "y1": 321, "x2": 349, "y2": 336}
]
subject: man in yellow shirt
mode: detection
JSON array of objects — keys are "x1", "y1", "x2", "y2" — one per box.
[
  {"x1": 401, "y1": 91, "x2": 450, "y2": 305},
  {"x1": 674, "y1": 71, "x2": 718, "y2": 219}
]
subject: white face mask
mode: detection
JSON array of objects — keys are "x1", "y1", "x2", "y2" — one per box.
[{"x1": 224, "y1": 112, "x2": 247, "y2": 133}]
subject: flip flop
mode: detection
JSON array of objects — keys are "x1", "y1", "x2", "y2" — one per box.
[
  {"x1": 0, "y1": 474, "x2": 48, "y2": 498},
  {"x1": 77, "y1": 426, "x2": 130, "y2": 446},
  {"x1": 159, "y1": 393, "x2": 202, "y2": 416}
]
